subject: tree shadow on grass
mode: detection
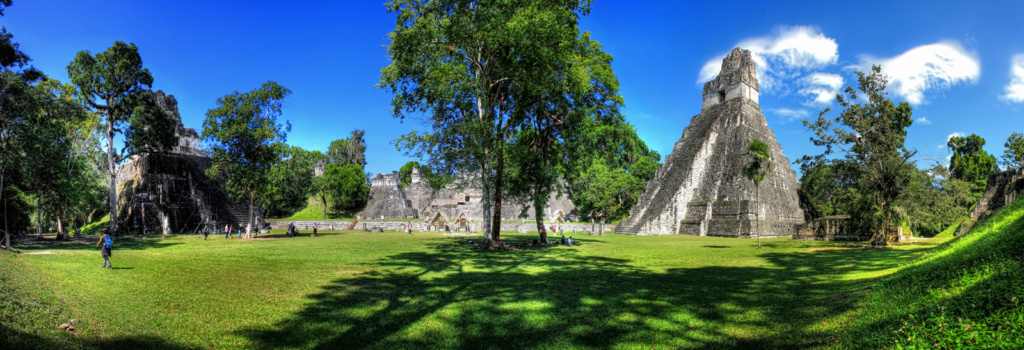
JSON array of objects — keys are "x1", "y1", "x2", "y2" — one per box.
[
  {"x1": 239, "y1": 239, "x2": 935, "y2": 349},
  {"x1": 1, "y1": 323, "x2": 196, "y2": 350}
]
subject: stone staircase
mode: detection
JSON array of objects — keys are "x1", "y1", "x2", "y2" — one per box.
[
  {"x1": 613, "y1": 225, "x2": 636, "y2": 235},
  {"x1": 958, "y1": 170, "x2": 1023, "y2": 235}
]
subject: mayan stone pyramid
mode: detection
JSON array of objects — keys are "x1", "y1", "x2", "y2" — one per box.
[{"x1": 615, "y1": 48, "x2": 804, "y2": 237}]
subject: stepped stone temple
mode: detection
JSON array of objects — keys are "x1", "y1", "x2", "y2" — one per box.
[
  {"x1": 114, "y1": 91, "x2": 260, "y2": 235},
  {"x1": 615, "y1": 48, "x2": 804, "y2": 237},
  {"x1": 359, "y1": 167, "x2": 577, "y2": 230}
]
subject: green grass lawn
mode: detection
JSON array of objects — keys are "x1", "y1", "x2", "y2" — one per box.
[{"x1": 2, "y1": 206, "x2": 1020, "y2": 349}]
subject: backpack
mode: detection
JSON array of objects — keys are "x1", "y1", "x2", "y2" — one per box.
[{"x1": 103, "y1": 235, "x2": 113, "y2": 248}]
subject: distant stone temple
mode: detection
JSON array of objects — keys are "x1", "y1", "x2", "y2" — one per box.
[
  {"x1": 114, "y1": 90, "x2": 260, "y2": 234},
  {"x1": 615, "y1": 48, "x2": 805, "y2": 237},
  {"x1": 358, "y1": 167, "x2": 577, "y2": 230}
]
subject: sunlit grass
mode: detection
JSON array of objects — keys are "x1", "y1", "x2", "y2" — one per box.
[
  {"x1": 0, "y1": 224, "x2": 973, "y2": 349},
  {"x1": 826, "y1": 197, "x2": 1024, "y2": 349}
]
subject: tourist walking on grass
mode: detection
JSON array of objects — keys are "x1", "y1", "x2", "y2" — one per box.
[
  {"x1": 407, "y1": 222, "x2": 412, "y2": 236},
  {"x1": 225, "y1": 224, "x2": 230, "y2": 239},
  {"x1": 96, "y1": 229, "x2": 113, "y2": 270}
]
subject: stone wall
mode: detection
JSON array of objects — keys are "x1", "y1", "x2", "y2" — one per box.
[
  {"x1": 358, "y1": 168, "x2": 578, "y2": 224},
  {"x1": 269, "y1": 220, "x2": 613, "y2": 235}
]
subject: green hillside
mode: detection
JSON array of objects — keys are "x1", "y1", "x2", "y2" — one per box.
[{"x1": 834, "y1": 196, "x2": 1024, "y2": 348}]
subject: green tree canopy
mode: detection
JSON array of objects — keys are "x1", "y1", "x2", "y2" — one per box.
[
  {"x1": 327, "y1": 129, "x2": 366, "y2": 167},
  {"x1": 947, "y1": 133, "x2": 997, "y2": 198},
  {"x1": 202, "y1": 81, "x2": 291, "y2": 237},
  {"x1": 798, "y1": 159, "x2": 861, "y2": 217},
  {"x1": 398, "y1": 161, "x2": 449, "y2": 190},
  {"x1": 264, "y1": 146, "x2": 319, "y2": 218},
  {"x1": 67, "y1": 41, "x2": 176, "y2": 233},
  {"x1": 1001, "y1": 132, "x2": 1024, "y2": 171},
  {"x1": 798, "y1": 66, "x2": 917, "y2": 246},
  {"x1": 381, "y1": 0, "x2": 622, "y2": 243}
]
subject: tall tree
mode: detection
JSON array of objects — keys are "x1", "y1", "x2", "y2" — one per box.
[
  {"x1": 398, "y1": 161, "x2": 449, "y2": 189},
  {"x1": 562, "y1": 118, "x2": 660, "y2": 225},
  {"x1": 264, "y1": 146, "x2": 318, "y2": 218},
  {"x1": 1001, "y1": 132, "x2": 1024, "y2": 171},
  {"x1": 947, "y1": 134, "x2": 997, "y2": 198},
  {"x1": 899, "y1": 164, "x2": 972, "y2": 236},
  {"x1": 798, "y1": 66, "x2": 917, "y2": 246},
  {"x1": 0, "y1": 0, "x2": 37, "y2": 247},
  {"x1": 576, "y1": 157, "x2": 639, "y2": 236},
  {"x1": 327, "y1": 130, "x2": 367, "y2": 167},
  {"x1": 67, "y1": 41, "x2": 176, "y2": 233},
  {"x1": 382, "y1": 0, "x2": 621, "y2": 245},
  {"x1": 742, "y1": 139, "x2": 773, "y2": 249},
  {"x1": 323, "y1": 163, "x2": 371, "y2": 216},
  {"x1": 798, "y1": 159, "x2": 861, "y2": 217},
  {"x1": 202, "y1": 81, "x2": 291, "y2": 238}
]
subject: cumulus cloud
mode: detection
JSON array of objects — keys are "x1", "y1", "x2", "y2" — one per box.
[
  {"x1": 697, "y1": 26, "x2": 839, "y2": 87},
  {"x1": 771, "y1": 108, "x2": 810, "y2": 122},
  {"x1": 947, "y1": 132, "x2": 964, "y2": 141},
  {"x1": 916, "y1": 117, "x2": 932, "y2": 125},
  {"x1": 1002, "y1": 53, "x2": 1024, "y2": 103},
  {"x1": 799, "y1": 73, "x2": 843, "y2": 105},
  {"x1": 857, "y1": 41, "x2": 980, "y2": 105},
  {"x1": 698, "y1": 26, "x2": 841, "y2": 107}
]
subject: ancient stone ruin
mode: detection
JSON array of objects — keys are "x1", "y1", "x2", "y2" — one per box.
[
  {"x1": 115, "y1": 90, "x2": 260, "y2": 235},
  {"x1": 615, "y1": 48, "x2": 805, "y2": 237},
  {"x1": 358, "y1": 167, "x2": 577, "y2": 231},
  {"x1": 957, "y1": 168, "x2": 1024, "y2": 234}
]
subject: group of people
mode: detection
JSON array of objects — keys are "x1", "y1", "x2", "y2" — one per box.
[
  {"x1": 287, "y1": 222, "x2": 318, "y2": 237},
  {"x1": 222, "y1": 223, "x2": 253, "y2": 239}
]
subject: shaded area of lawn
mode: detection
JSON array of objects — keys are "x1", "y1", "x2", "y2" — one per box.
[
  {"x1": 0, "y1": 249, "x2": 194, "y2": 350},
  {"x1": 240, "y1": 238, "x2": 932, "y2": 349}
]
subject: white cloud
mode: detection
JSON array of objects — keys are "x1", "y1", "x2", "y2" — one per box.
[
  {"x1": 857, "y1": 41, "x2": 980, "y2": 105},
  {"x1": 771, "y1": 108, "x2": 809, "y2": 122},
  {"x1": 947, "y1": 132, "x2": 964, "y2": 141},
  {"x1": 1001, "y1": 53, "x2": 1024, "y2": 103},
  {"x1": 698, "y1": 26, "x2": 839, "y2": 88},
  {"x1": 799, "y1": 73, "x2": 843, "y2": 105},
  {"x1": 916, "y1": 117, "x2": 932, "y2": 125}
]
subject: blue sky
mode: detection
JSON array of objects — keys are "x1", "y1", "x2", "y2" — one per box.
[{"x1": 5, "y1": 0, "x2": 1023, "y2": 176}]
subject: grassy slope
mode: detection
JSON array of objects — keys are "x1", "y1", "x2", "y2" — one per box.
[
  {"x1": 268, "y1": 196, "x2": 354, "y2": 221},
  {"x1": 829, "y1": 197, "x2": 1024, "y2": 349}
]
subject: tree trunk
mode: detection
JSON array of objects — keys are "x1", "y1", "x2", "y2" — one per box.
[
  {"x1": 57, "y1": 217, "x2": 66, "y2": 240},
  {"x1": 534, "y1": 197, "x2": 548, "y2": 245},
  {"x1": 106, "y1": 118, "x2": 118, "y2": 234},
  {"x1": 321, "y1": 195, "x2": 327, "y2": 220},
  {"x1": 36, "y1": 195, "x2": 42, "y2": 238},
  {"x1": 246, "y1": 190, "x2": 254, "y2": 239},
  {"x1": 599, "y1": 216, "x2": 604, "y2": 236},
  {"x1": 756, "y1": 185, "x2": 761, "y2": 249},
  {"x1": 2, "y1": 173, "x2": 8, "y2": 249},
  {"x1": 490, "y1": 145, "x2": 504, "y2": 243}
]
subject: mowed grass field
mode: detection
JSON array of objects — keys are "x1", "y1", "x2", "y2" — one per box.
[{"x1": 0, "y1": 227, "x2": 980, "y2": 349}]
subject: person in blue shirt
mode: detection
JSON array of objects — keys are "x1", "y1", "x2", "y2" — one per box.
[
  {"x1": 95, "y1": 229, "x2": 113, "y2": 270},
  {"x1": 567, "y1": 236, "x2": 574, "y2": 246}
]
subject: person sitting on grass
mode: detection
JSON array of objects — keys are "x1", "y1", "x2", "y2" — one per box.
[
  {"x1": 567, "y1": 236, "x2": 574, "y2": 246},
  {"x1": 560, "y1": 235, "x2": 567, "y2": 245},
  {"x1": 95, "y1": 229, "x2": 113, "y2": 270}
]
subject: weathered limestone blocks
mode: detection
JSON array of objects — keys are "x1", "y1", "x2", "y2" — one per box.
[
  {"x1": 358, "y1": 167, "x2": 578, "y2": 224},
  {"x1": 115, "y1": 91, "x2": 260, "y2": 234},
  {"x1": 616, "y1": 48, "x2": 804, "y2": 237}
]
